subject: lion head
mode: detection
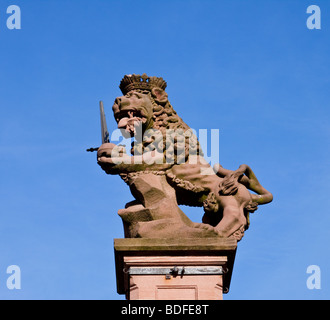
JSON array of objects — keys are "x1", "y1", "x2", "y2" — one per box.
[
  {"x1": 112, "y1": 74, "x2": 201, "y2": 163},
  {"x1": 112, "y1": 90, "x2": 155, "y2": 138}
]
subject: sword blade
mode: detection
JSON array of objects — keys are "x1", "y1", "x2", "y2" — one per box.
[{"x1": 99, "y1": 100, "x2": 110, "y2": 144}]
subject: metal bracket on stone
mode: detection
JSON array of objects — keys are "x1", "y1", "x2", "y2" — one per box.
[{"x1": 128, "y1": 266, "x2": 223, "y2": 279}]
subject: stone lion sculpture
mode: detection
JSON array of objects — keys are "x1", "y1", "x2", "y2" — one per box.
[{"x1": 97, "y1": 74, "x2": 273, "y2": 241}]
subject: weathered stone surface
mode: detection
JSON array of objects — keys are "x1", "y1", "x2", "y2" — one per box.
[
  {"x1": 114, "y1": 237, "x2": 237, "y2": 252},
  {"x1": 114, "y1": 237, "x2": 237, "y2": 298}
]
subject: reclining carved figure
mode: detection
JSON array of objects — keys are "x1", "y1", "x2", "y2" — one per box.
[{"x1": 97, "y1": 74, "x2": 273, "y2": 240}]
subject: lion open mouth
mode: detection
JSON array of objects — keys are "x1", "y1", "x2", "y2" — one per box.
[{"x1": 116, "y1": 109, "x2": 147, "y2": 138}]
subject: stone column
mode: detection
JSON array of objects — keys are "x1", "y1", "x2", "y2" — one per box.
[{"x1": 114, "y1": 238, "x2": 237, "y2": 300}]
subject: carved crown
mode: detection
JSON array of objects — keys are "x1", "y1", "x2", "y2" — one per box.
[{"x1": 119, "y1": 73, "x2": 167, "y2": 95}]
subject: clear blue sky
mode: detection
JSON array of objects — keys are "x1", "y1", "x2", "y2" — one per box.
[{"x1": 0, "y1": 0, "x2": 329, "y2": 300}]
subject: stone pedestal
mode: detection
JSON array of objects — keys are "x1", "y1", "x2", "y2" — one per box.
[{"x1": 114, "y1": 238, "x2": 237, "y2": 300}]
